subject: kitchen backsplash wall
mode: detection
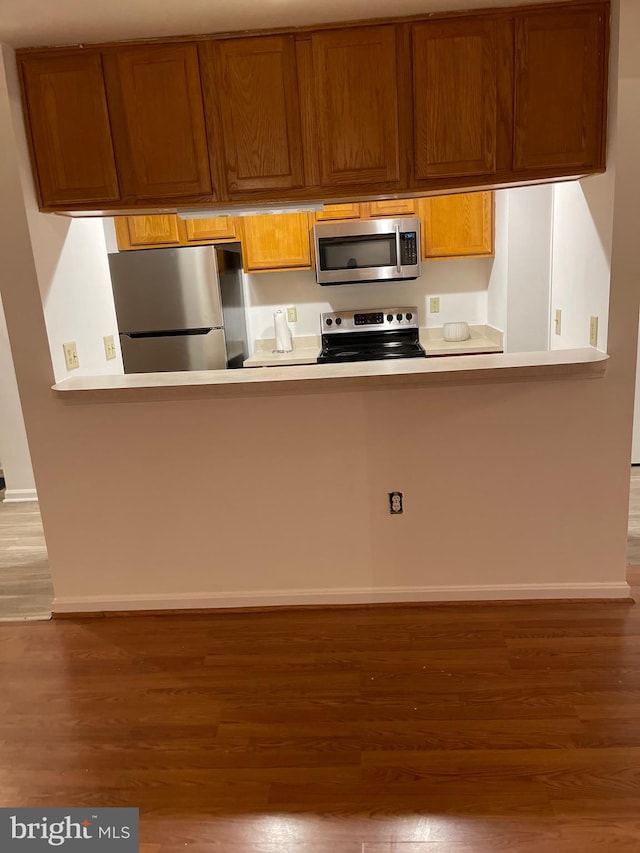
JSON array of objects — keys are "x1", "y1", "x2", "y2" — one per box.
[{"x1": 245, "y1": 257, "x2": 495, "y2": 344}]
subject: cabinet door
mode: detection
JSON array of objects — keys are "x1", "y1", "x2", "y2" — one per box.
[
  {"x1": 20, "y1": 52, "x2": 120, "y2": 207},
  {"x1": 240, "y1": 214, "x2": 312, "y2": 272},
  {"x1": 115, "y1": 215, "x2": 181, "y2": 250},
  {"x1": 315, "y1": 203, "x2": 362, "y2": 221},
  {"x1": 514, "y1": 7, "x2": 607, "y2": 172},
  {"x1": 104, "y1": 44, "x2": 213, "y2": 201},
  {"x1": 420, "y1": 193, "x2": 494, "y2": 259},
  {"x1": 205, "y1": 36, "x2": 304, "y2": 195},
  {"x1": 182, "y1": 218, "x2": 237, "y2": 243},
  {"x1": 412, "y1": 18, "x2": 497, "y2": 181},
  {"x1": 312, "y1": 26, "x2": 401, "y2": 188},
  {"x1": 366, "y1": 199, "x2": 417, "y2": 218}
]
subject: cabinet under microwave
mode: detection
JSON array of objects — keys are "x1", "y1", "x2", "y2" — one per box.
[{"x1": 314, "y1": 217, "x2": 421, "y2": 285}]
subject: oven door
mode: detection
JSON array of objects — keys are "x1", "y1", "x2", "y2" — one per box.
[{"x1": 314, "y1": 218, "x2": 421, "y2": 285}]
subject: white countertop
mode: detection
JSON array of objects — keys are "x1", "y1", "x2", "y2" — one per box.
[
  {"x1": 243, "y1": 335, "x2": 321, "y2": 367},
  {"x1": 52, "y1": 348, "x2": 608, "y2": 401},
  {"x1": 244, "y1": 325, "x2": 503, "y2": 367},
  {"x1": 421, "y1": 324, "x2": 503, "y2": 355}
]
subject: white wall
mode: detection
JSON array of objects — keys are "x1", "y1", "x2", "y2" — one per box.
[
  {"x1": 0, "y1": 291, "x2": 36, "y2": 500},
  {"x1": 24, "y1": 217, "x2": 124, "y2": 382},
  {"x1": 246, "y1": 258, "x2": 493, "y2": 343},
  {"x1": 1, "y1": 0, "x2": 638, "y2": 615},
  {"x1": 487, "y1": 190, "x2": 509, "y2": 337},
  {"x1": 505, "y1": 185, "x2": 553, "y2": 353},
  {"x1": 550, "y1": 176, "x2": 614, "y2": 351}
]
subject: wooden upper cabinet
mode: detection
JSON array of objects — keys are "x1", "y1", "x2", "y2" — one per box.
[
  {"x1": 20, "y1": 52, "x2": 120, "y2": 207},
  {"x1": 17, "y1": 3, "x2": 610, "y2": 214},
  {"x1": 412, "y1": 18, "x2": 498, "y2": 181},
  {"x1": 514, "y1": 6, "x2": 607, "y2": 172},
  {"x1": 115, "y1": 215, "x2": 181, "y2": 250},
  {"x1": 366, "y1": 199, "x2": 417, "y2": 217},
  {"x1": 115, "y1": 214, "x2": 238, "y2": 249},
  {"x1": 103, "y1": 44, "x2": 213, "y2": 201},
  {"x1": 315, "y1": 203, "x2": 362, "y2": 221},
  {"x1": 182, "y1": 217, "x2": 237, "y2": 243},
  {"x1": 240, "y1": 213, "x2": 312, "y2": 272},
  {"x1": 311, "y1": 26, "x2": 401, "y2": 189},
  {"x1": 202, "y1": 36, "x2": 304, "y2": 196},
  {"x1": 420, "y1": 192, "x2": 494, "y2": 259}
]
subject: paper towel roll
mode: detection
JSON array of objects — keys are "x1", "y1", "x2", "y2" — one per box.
[{"x1": 274, "y1": 309, "x2": 293, "y2": 353}]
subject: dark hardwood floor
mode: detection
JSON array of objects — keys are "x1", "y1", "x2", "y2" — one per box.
[{"x1": 1, "y1": 572, "x2": 640, "y2": 851}]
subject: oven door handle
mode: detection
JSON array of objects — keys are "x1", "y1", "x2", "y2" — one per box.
[{"x1": 394, "y1": 226, "x2": 402, "y2": 275}]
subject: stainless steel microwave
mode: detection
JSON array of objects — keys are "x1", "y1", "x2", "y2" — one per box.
[{"x1": 314, "y1": 217, "x2": 421, "y2": 285}]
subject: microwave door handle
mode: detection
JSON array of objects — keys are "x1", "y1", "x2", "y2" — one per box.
[{"x1": 394, "y1": 226, "x2": 402, "y2": 274}]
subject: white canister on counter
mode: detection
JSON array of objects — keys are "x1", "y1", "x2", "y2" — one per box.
[
  {"x1": 274, "y1": 309, "x2": 293, "y2": 352},
  {"x1": 443, "y1": 321, "x2": 470, "y2": 342}
]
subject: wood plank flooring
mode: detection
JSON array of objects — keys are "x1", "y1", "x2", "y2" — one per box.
[
  {"x1": 1, "y1": 573, "x2": 640, "y2": 851},
  {"x1": 0, "y1": 489, "x2": 52, "y2": 621}
]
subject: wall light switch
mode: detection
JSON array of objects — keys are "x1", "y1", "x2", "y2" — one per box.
[
  {"x1": 554, "y1": 309, "x2": 562, "y2": 336},
  {"x1": 103, "y1": 334, "x2": 117, "y2": 361},
  {"x1": 429, "y1": 297, "x2": 440, "y2": 313},
  {"x1": 287, "y1": 306, "x2": 298, "y2": 323},
  {"x1": 63, "y1": 341, "x2": 79, "y2": 370},
  {"x1": 590, "y1": 315, "x2": 599, "y2": 347}
]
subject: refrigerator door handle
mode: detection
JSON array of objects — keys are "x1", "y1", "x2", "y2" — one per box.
[{"x1": 124, "y1": 328, "x2": 221, "y2": 339}]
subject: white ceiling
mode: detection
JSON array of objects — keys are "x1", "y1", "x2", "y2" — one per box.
[{"x1": 1, "y1": 0, "x2": 566, "y2": 50}]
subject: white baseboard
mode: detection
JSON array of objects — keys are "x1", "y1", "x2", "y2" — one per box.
[
  {"x1": 3, "y1": 488, "x2": 38, "y2": 503},
  {"x1": 52, "y1": 581, "x2": 632, "y2": 614}
]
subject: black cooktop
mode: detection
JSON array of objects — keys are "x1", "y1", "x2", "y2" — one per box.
[{"x1": 318, "y1": 328, "x2": 426, "y2": 364}]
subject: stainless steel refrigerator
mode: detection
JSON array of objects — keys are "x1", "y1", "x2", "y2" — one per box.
[{"x1": 108, "y1": 244, "x2": 248, "y2": 373}]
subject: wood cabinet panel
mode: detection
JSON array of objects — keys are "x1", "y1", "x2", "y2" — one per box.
[
  {"x1": 205, "y1": 36, "x2": 304, "y2": 195},
  {"x1": 315, "y1": 203, "x2": 362, "y2": 221},
  {"x1": 20, "y1": 53, "x2": 120, "y2": 206},
  {"x1": 412, "y1": 18, "x2": 497, "y2": 181},
  {"x1": 240, "y1": 213, "x2": 312, "y2": 272},
  {"x1": 104, "y1": 44, "x2": 212, "y2": 201},
  {"x1": 420, "y1": 192, "x2": 494, "y2": 259},
  {"x1": 311, "y1": 26, "x2": 401, "y2": 188},
  {"x1": 366, "y1": 199, "x2": 417, "y2": 217},
  {"x1": 182, "y1": 217, "x2": 237, "y2": 243},
  {"x1": 115, "y1": 215, "x2": 181, "y2": 250},
  {"x1": 514, "y1": 6, "x2": 607, "y2": 172},
  {"x1": 115, "y1": 215, "x2": 237, "y2": 249}
]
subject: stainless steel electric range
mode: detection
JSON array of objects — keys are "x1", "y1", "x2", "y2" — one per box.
[{"x1": 317, "y1": 307, "x2": 426, "y2": 364}]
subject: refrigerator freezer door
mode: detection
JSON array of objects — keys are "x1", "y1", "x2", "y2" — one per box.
[
  {"x1": 216, "y1": 247, "x2": 249, "y2": 369},
  {"x1": 109, "y1": 246, "x2": 223, "y2": 333},
  {"x1": 119, "y1": 329, "x2": 228, "y2": 373}
]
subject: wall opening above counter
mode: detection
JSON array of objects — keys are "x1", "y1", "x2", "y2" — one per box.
[{"x1": 37, "y1": 175, "x2": 611, "y2": 386}]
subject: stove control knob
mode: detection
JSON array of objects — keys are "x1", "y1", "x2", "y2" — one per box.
[
  {"x1": 407, "y1": 312, "x2": 413, "y2": 321},
  {"x1": 386, "y1": 314, "x2": 393, "y2": 322},
  {"x1": 396, "y1": 313, "x2": 403, "y2": 321},
  {"x1": 336, "y1": 317, "x2": 342, "y2": 326},
  {"x1": 326, "y1": 318, "x2": 333, "y2": 326}
]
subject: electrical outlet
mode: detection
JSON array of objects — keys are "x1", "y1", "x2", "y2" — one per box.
[
  {"x1": 554, "y1": 309, "x2": 562, "y2": 336},
  {"x1": 287, "y1": 306, "x2": 298, "y2": 323},
  {"x1": 429, "y1": 297, "x2": 440, "y2": 314},
  {"x1": 590, "y1": 315, "x2": 599, "y2": 347},
  {"x1": 62, "y1": 341, "x2": 79, "y2": 370},
  {"x1": 103, "y1": 334, "x2": 117, "y2": 361},
  {"x1": 389, "y1": 492, "x2": 403, "y2": 515}
]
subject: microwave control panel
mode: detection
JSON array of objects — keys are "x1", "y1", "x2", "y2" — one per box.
[{"x1": 400, "y1": 232, "x2": 418, "y2": 265}]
